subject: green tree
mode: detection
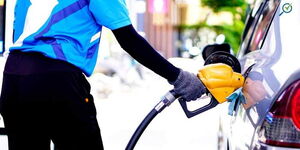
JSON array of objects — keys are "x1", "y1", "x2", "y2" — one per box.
[
  {"x1": 201, "y1": 0, "x2": 248, "y2": 53},
  {"x1": 202, "y1": 0, "x2": 246, "y2": 12},
  {"x1": 178, "y1": 0, "x2": 248, "y2": 54}
]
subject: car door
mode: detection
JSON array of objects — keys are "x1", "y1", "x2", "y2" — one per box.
[{"x1": 226, "y1": 0, "x2": 283, "y2": 149}]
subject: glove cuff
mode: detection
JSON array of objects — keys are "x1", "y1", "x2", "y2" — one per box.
[{"x1": 168, "y1": 69, "x2": 184, "y2": 86}]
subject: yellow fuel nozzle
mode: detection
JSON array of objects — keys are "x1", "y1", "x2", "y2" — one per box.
[{"x1": 198, "y1": 63, "x2": 244, "y2": 103}]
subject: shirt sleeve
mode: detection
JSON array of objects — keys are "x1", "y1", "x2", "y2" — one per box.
[
  {"x1": 112, "y1": 25, "x2": 180, "y2": 82},
  {"x1": 89, "y1": 0, "x2": 132, "y2": 30}
]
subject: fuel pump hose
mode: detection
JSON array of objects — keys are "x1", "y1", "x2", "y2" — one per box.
[{"x1": 125, "y1": 91, "x2": 177, "y2": 150}]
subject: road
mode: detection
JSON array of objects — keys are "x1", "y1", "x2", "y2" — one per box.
[{"x1": 91, "y1": 67, "x2": 221, "y2": 150}]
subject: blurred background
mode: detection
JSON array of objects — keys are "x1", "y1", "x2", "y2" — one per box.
[
  {"x1": 99, "y1": 0, "x2": 251, "y2": 61},
  {"x1": 0, "y1": 0, "x2": 254, "y2": 149},
  {"x1": 77, "y1": 0, "x2": 254, "y2": 149}
]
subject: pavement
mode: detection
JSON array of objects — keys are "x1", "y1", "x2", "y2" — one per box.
[
  {"x1": 95, "y1": 85, "x2": 222, "y2": 150},
  {"x1": 91, "y1": 58, "x2": 222, "y2": 150},
  {"x1": 0, "y1": 56, "x2": 222, "y2": 150}
]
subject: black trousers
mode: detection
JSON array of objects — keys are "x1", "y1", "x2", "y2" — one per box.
[{"x1": 0, "y1": 52, "x2": 104, "y2": 150}]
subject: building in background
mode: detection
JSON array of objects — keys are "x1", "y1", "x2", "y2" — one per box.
[
  {"x1": 0, "y1": 0, "x2": 4, "y2": 54},
  {"x1": 142, "y1": 0, "x2": 248, "y2": 58},
  {"x1": 144, "y1": 0, "x2": 179, "y2": 58}
]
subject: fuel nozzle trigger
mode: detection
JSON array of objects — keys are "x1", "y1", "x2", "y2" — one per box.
[{"x1": 179, "y1": 92, "x2": 219, "y2": 118}]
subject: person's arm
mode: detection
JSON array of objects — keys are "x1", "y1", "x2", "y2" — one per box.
[
  {"x1": 89, "y1": 0, "x2": 204, "y2": 100},
  {"x1": 112, "y1": 25, "x2": 206, "y2": 101},
  {"x1": 112, "y1": 25, "x2": 180, "y2": 82}
]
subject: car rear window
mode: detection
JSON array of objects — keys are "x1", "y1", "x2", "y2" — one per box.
[
  {"x1": 246, "y1": 0, "x2": 280, "y2": 54},
  {"x1": 247, "y1": 0, "x2": 280, "y2": 52}
]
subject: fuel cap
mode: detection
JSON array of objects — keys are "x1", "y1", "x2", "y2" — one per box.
[{"x1": 204, "y1": 51, "x2": 241, "y2": 73}]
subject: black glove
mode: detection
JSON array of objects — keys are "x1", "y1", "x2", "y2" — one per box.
[{"x1": 169, "y1": 70, "x2": 206, "y2": 101}]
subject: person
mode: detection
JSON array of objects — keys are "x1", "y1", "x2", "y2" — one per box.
[{"x1": 0, "y1": 0, "x2": 205, "y2": 150}]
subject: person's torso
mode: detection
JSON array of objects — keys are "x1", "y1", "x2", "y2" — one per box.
[{"x1": 10, "y1": 0, "x2": 103, "y2": 76}]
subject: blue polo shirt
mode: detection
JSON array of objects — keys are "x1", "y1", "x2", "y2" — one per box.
[{"x1": 10, "y1": 0, "x2": 131, "y2": 76}]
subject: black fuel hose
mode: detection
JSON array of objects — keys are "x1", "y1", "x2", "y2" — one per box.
[
  {"x1": 126, "y1": 91, "x2": 177, "y2": 150},
  {"x1": 125, "y1": 109, "x2": 158, "y2": 150}
]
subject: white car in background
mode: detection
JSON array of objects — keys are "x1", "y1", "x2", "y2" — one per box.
[{"x1": 219, "y1": 0, "x2": 300, "y2": 149}]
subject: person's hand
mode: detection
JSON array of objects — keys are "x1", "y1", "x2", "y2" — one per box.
[{"x1": 170, "y1": 70, "x2": 206, "y2": 101}]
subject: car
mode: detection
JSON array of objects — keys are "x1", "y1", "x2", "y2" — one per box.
[{"x1": 218, "y1": 0, "x2": 300, "y2": 149}]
